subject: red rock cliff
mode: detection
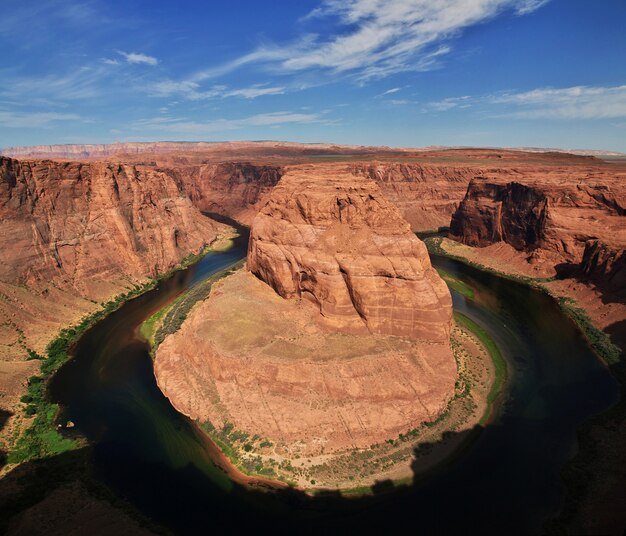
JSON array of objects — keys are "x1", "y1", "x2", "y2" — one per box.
[
  {"x1": 449, "y1": 175, "x2": 626, "y2": 282},
  {"x1": 247, "y1": 165, "x2": 453, "y2": 341},
  {"x1": 170, "y1": 162, "x2": 283, "y2": 224}
]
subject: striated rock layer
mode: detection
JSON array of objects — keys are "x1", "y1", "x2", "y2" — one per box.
[
  {"x1": 155, "y1": 166, "x2": 456, "y2": 456},
  {"x1": 247, "y1": 166, "x2": 453, "y2": 341},
  {"x1": 0, "y1": 156, "x2": 228, "y2": 359},
  {"x1": 450, "y1": 174, "x2": 626, "y2": 289},
  {"x1": 168, "y1": 162, "x2": 283, "y2": 225}
]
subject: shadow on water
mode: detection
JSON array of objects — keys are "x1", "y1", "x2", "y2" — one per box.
[{"x1": 1, "y1": 221, "x2": 623, "y2": 535}]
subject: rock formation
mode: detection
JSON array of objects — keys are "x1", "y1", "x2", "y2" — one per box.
[
  {"x1": 248, "y1": 166, "x2": 453, "y2": 341},
  {"x1": 352, "y1": 162, "x2": 490, "y2": 231},
  {"x1": 155, "y1": 166, "x2": 456, "y2": 459},
  {"x1": 450, "y1": 174, "x2": 626, "y2": 285},
  {"x1": 0, "y1": 156, "x2": 228, "y2": 360},
  {"x1": 169, "y1": 162, "x2": 283, "y2": 224}
]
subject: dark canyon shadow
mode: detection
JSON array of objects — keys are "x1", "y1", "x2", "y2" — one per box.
[{"x1": 0, "y1": 425, "x2": 487, "y2": 535}]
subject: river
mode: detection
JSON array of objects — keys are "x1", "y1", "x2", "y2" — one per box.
[{"x1": 49, "y1": 225, "x2": 619, "y2": 535}]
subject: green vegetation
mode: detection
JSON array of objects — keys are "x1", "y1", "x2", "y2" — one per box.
[
  {"x1": 557, "y1": 297, "x2": 621, "y2": 365},
  {"x1": 436, "y1": 268, "x2": 475, "y2": 299},
  {"x1": 8, "y1": 281, "x2": 158, "y2": 465},
  {"x1": 425, "y1": 236, "x2": 622, "y2": 367},
  {"x1": 454, "y1": 312, "x2": 507, "y2": 421},
  {"x1": 145, "y1": 259, "x2": 245, "y2": 352},
  {"x1": 7, "y1": 238, "x2": 224, "y2": 466},
  {"x1": 197, "y1": 419, "x2": 277, "y2": 478}
]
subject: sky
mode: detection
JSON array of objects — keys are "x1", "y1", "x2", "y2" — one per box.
[{"x1": 1, "y1": 0, "x2": 626, "y2": 151}]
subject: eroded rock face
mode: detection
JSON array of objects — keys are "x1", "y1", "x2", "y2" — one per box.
[
  {"x1": 449, "y1": 175, "x2": 626, "y2": 283},
  {"x1": 170, "y1": 162, "x2": 283, "y2": 225},
  {"x1": 247, "y1": 166, "x2": 453, "y2": 342},
  {"x1": 0, "y1": 157, "x2": 227, "y2": 358},
  {"x1": 352, "y1": 162, "x2": 495, "y2": 231},
  {"x1": 581, "y1": 240, "x2": 626, "y2": 294}
]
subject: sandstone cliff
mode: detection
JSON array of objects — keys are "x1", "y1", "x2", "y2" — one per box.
[
  {"x1": 351, "y1": 162, "x2": 495, "y2": 231},
  {"x1": 247, "y1": 166, "x2": 453, "y2": 341},
  {"x1": 450, "y1": 174, "x2": 626, "y2": 284},
  {"x1": 169, "y1": 162, "x2": 282, "y2": 225},
  {"x1": 155, "y1": 166, "x2": 457, "y2": 463},
  {"x1": 0, "y1": 156, "x2": 227, "y2": 360}
]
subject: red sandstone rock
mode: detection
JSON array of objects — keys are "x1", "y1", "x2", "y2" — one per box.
[
  {"x1": 247, "y1": 165, "x2": 453, "y2": 341},
  {"x1": 449, "y1": 174, "x2": 626, "y2": 285}
]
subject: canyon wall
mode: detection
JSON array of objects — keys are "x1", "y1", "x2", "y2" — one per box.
[
  {"x1": 247, "y1": 165, "x2": 453, "y2": 341},
  {"x1": 352, "y1": 162, "x2": 493, "y2": 231},
  {"x1": 449, "y1": 175, "x2": 626, "y2": 286},
  {"x1": 0, "y1": 156, "x2": 228, "y2": 359},
  {"x1": 169, "y1": 162, "x2": 283, "y2": 224}
]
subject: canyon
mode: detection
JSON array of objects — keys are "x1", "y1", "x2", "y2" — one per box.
[
  {"x1": 153, "y1": 167, "x2": 462, "y2": 485},
  {"x1": 0, "y1": 141, "x2": 624, "y2": 530}
]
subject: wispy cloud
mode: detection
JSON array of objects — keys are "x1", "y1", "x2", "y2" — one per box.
[
  {"x1": 0, "y1": 111, "x2": 81, "y2": 128},
  {"x1": 423, "y1": 84, "x2": 626, "y2": 119},
  {"x1": 148, "y1": 80, "x2": 285, "y2": 100},
  {"x1": 0, "y1": 67, "x2": 109, "y2": 102},
  {"x1": 381, "y1": 87, "x2": 402, "y2": 96},
  {"x1": 131, "y1": 111, "x2": 333, "y2": 135},
  {"x1": 197, "y1": 0, "x2": 550, "y2": 81},
  {"x1": 425, "y1": 95, "x2": 472, "y2": 111},
  {"x1": 489, "y1": 85, "x2": 626, "y2": 119},
  {"x1": 117, "y1": 51, "x2": 158, "y2": 66}
]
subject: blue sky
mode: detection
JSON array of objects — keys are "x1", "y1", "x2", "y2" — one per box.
[{"x1": 1, "y1": 0, "x2": 625, "y2": 151}]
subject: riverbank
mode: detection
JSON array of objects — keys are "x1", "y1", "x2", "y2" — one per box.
[
  {"x1": 425, "y1": 236, "x2": 626, "y2": 535},
  {"x1": 426, "y1": 237, "x2": 622, "y2": 365},
  {"x1": 1, "y1": 232, "x2": 238, "y2": 472},
  {"x1": 148, "y1": 267, "x2": 505, "y2": 493}
]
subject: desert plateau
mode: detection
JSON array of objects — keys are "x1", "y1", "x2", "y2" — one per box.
[{"x1": 2, "y1": 1, "x2": 626, "y2": 535}]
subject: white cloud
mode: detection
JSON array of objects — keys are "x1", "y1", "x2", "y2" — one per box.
[
  {"x1": 131, "y1": 111, "x2": 331, "y2": 135},
  {"x1": 148, "y1": 80, "x2": 285, "y2": 101},
  {"x1": 515, "y1": 0, "x2": 550, "y2": 15},
  {"x1": 382, "y1": 87, "x2": 402, "y2": 96},
  {"x1": 425, "y1": 95, "x2": 472, "y2": 111},
  {"x1": 0, "y1": 67, "x2": 108, "y2": 101},
  {"x1": 423, "y1": 84, "x2": 626, "y2": 120},
  {"x1": 199, "y1": 0, "x2": 550, "y2": 81},
  {"x1": 490, "y1": 85, "x2": 626, "y2": 119},
  {"x1": 118, "y1": 51, "x2": 158, "y2": 66},
  {"x1": 0, "y1": 111, "x2": 81, "y2": 128},
  {"x1": 102, "y1": 58, "x2": 120, "y2": 65}
]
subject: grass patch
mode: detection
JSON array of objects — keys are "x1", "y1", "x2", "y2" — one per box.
[
  {"x1": 426, "y1": 236, "x2": 622, "y2": 367},
  {"x1": 454, "y1": 312, "x2": 507, "y2": 423},
  {"x1": 557, "y1": 297, "x2": 621, "y2": 365},
  {"x1": 148, "y1": 259, "x2": 245, "y2": 352},
  {"x1": 436, "y1": 268, "x2": 475, "y2": 299}
]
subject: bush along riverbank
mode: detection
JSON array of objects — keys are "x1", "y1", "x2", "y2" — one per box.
[
  {"x1": 424, "y1": 236, "x2": 621, "y2": 366},
  {"x1": 423, "y1": 235, "x2": 625, "y2": 534},
  {"x1": 7, "y1": 236, "x2": 237, "y2": 466}
]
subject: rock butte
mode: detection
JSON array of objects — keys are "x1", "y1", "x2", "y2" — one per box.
[
  {"x1": 450, "y1": 173, "x2": 626, "y2": 292},
  {"x1": 155, "y1": 168, "x2": 456, "y2": 455},
  {"x1": 247, "y1": 166, "x2": 453, "y2": 340}
]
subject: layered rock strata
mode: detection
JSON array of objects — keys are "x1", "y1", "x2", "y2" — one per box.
[
  {"x1": 155, "y1": 167, "x2": 456, "y2": 457},
  {"x1": 0, "y1": 156, "x2": 227, "y2": 360},
  {"x1": 248, "y1": 166, "x2": 453, "y2": 341},
  {"x1": 450, "y1": 175, "x2": 626, "y2": 285}
]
